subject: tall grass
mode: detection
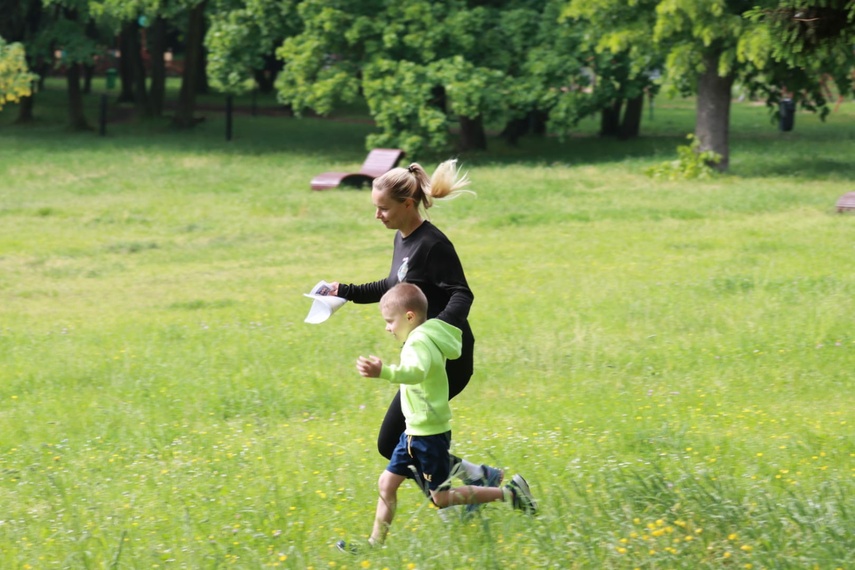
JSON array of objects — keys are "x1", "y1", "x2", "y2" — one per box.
[{"x1": 1, "y1": 85, "x2": 853, "y2": 569}]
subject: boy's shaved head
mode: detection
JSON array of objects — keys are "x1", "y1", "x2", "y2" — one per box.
[{"x1": 380, "y1": 283, "x2": 428, "y2": 320}]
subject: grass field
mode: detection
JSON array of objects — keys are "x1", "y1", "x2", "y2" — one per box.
[{"x1": 1, "y1": 83, "x2": 854, "y2": 569}]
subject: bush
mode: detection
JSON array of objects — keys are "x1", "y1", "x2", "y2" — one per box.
[{"x1": 645, "y1": 134, "x2": 722, "y2": 180}]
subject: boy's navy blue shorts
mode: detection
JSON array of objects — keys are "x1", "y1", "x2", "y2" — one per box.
[{"x1": 387, "y1": 431, "x2": 452, "y2": 492}]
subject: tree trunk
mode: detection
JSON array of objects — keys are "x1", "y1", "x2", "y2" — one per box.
[
  {"x1": 82, "y1": 63, "x2": 93, "y2": 94},
  {"x1": 253, "y1": 53, "x2": 282, "y2": 93},
  {"x1": 117, "y1": 23, "x2": 136, "y2": 104},
  {"x1": 82, "y1": 19, "x2": 97, "y2": 95},
  {"x1": 254, "y1": 69, "x2": 273, "y2": 93},
  {"x1": 695, "y1": 52, "x2": 734, "y2": 171},
  {"x1": 173, "y1": 0, "x2": 207, "y2": 129},
  {"x1": 619, "y1": 94, "x2": 644, "y2": 139},
  {"x1": 429, "y1": 85, "x2": 447, "y2": 112},
  {"x1": 530, "y1": 109, "x2": 548, "y2": 136},
  {"x1": 15, "y1": 93, "x2": 35, "y2": 124},
  {"x1": 148, "y1": 16, "x2": 167, "y2": 117},
  {"x1": 129, "y1": 24, "x2": 150, "y2": 117},
  {"x1": 457, "y1": 115, "x2": 487, "y2": 151},
  {"x1": 66, "y1": 62, "x2": 91, "y2": 131},
  {"x1": 33, "y1": 56, "x2": 48, "y2": 90},
  {"x1": 500, "y1": 115, "x2": 527, "y2": 146},
  {"x1": 599, "y1": 99, "x2": 622, "y2": 137},
  {"x1": 197, "y1": 38, "x2": 209, "y2": 94}
]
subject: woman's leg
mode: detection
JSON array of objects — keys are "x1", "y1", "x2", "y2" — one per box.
[
  {"x1": 447, "y1": 331, "x2": 474, "y2": 400},
  {"x1": 446, "y1": 332, "x2": 473, "y2": 470},
  {"x1": 444, "y1": 334, "x2": 503, "y2": 488},
  {"x1": 377, "y1": 391, "x2": 405, "y2": 460}
]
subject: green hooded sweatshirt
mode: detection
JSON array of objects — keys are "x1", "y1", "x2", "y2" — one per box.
[{"x1": 379, "y1": 319, "x2": 463, "y2": 436}]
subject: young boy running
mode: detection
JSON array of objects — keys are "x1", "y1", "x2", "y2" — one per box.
[{"x1": 337, "y1": 283, "x2": 536, "y2": 552}]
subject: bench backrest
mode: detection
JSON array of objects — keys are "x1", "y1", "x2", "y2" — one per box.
[{"x1": 360, "y1": 149, "x2": 405, "y2": 177}]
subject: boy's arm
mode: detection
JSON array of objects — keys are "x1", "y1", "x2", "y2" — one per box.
[{"x1": 378, "y1": 342, "x2": 431, "y2": 385}]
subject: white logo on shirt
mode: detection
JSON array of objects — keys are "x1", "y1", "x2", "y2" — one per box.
[{"x1": 397, "y1": 257, "x2": 409, "y2": 282}]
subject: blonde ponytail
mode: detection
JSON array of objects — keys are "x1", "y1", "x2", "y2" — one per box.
[
  {"x1": 373, "y1": 158, "x2": 474, "y2": 212},
  {"x1": 424, "y1": 159, "x2": 475, "y2": 209}
]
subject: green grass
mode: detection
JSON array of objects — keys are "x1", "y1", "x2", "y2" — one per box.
[{"x1": 1, "y1": 83, "x2": 854, "y2": 569}]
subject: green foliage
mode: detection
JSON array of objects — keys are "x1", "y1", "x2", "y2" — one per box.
[
  {"x1": 652, "y1": 0, "x2": 749, "y2": 96},
  {"x1": 742, "y1": 1, "x2": 855, "y2": 107},
  {"x1": 41, "y1": 0, "x2": 103, "y2": 66},
  {"x1": 0, "y1": 38, "x2": 37, "y2": 109},
  {"x1": 361, "y1": 59, "x2": 450, "y2": 155},
  {"x1": 745, "y1": 1, "x2": 855, "y2": 74},
  {"x1": 645, "y1": 134, "x2": 722, "y2": 179},
  {"x1": 89, "y1": 0, "x2": 143, "y2": 29},
  {"x1": 275, "y1": 1, "x2": 365, "y2": 115},
  {"x1": 519, "y1": 0, "x2": 591, "y2": 136},
  {"x1": 565, "y1": 0, "x2": 661, "y2": 74},
  {"x1": 434, "y1": 56, "x2": 508, "y2": 124},
  {"x1": 561, "y1": 0, "x2": 661, "y2": 138},
  {"x1": 277, "y1": 0, "x2": 590, "y2": 156},
  {"x1": 207, "y1": 0, "x2": 300, "y2": 95}
]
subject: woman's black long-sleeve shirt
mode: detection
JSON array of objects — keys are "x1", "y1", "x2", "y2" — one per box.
[{"x1": 337, "y1": 221, "x2": 474, "y2": 333}]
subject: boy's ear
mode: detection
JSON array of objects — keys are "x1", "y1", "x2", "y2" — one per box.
[{"x1": 406, "y1": 310, "x2": 416, "y2": 321}]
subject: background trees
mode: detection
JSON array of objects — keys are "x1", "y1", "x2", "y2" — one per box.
[
  {"x1": 2, "y1": 0, "x2": 216, "y2": 130},
  {"x1": 745, "y1": 1, "x2": 855, "y2": 115},
  {"x1": 564, "y1": 0, "x2": 662, "y2": 140},
  {"x1": 564, "y1": 0, "x2": 853, "y2": 171},
  {"x1": 2, "y1": 0, "x2": 853, "y2": 167},
  {"x1": 1, "y1": 0, "x2": 53, "y2": 123}
]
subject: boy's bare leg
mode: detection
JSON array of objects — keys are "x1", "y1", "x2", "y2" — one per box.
[
  {"x1": 371, "y1": 471, "x2": 406, "y2": 545},
  {"x1": 430, "y1": 485, "x2": 504, "y2": 508},
  {"x1": 432, "y1": 475, "x2": 537, "y2": 514}
]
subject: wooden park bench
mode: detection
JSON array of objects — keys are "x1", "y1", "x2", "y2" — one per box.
[
  {"x1": 836, "y1": 192, "x2": 855, "y2": 213},
  {"x1": 310, "y1": 148, "x2": 405, "y2": 190}
]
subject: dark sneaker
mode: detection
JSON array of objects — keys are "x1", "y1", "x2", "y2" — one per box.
[
  {"x1": 465, "y1": 465, "x2": 505, "y2": 515},
  {"x1": 482, "y1": 464, "x2": 504, "y2": 487},
  {"x1": 465, "y1": 464, "x2": 504, "y2": 487},
  {"x1": 336, "y1": 540, "x2": 358, "y2": 555},
  {"x1": 506, "y1": 474, "x2": 537, "y2": 515}
]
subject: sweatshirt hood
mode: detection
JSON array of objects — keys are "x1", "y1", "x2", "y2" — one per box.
[{"x1": 412, "y1": 319, "x2": 463, "y2": 360}]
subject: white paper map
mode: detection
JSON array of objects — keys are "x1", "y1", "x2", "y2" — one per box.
[{"x1": 303, "y1": 280, "x2": 346, "y2": 324}]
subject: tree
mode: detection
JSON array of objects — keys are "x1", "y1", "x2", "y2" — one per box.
[
  {"x1": 276, "y1": 0, "x2": 589, "y2": 156},
  {"x1": 147, "y1": 15, "x2": 169, "y2": 117},
  {"x1": 0, "y1": 37, "x2": 37, "y2": 111},
  {"x1": 567, "y1": 0, "x2": 849, "y2": 171},
  {"x1": 1, "y1": 0, "x2": 50, "y2": 123},
  {"x1": 6, "y1": 0, "x2": 227, "y2": 128},
  {"x1": 173, "y1": 0, "x2": 208, "y2": 128},
  {"x1": 746, "y1": 1, "x2": 855, "y2": 68},
  {"x1": 42, "y1": 0, "x2": 103, "y2": 130},
  {"x1": 491, "y1": 1, "x2": 589, "y2": 144},
  {"x1": 205, "y1": 0, "x2": 299, "y2": 97},
  {"x1": 649, "y1": 0, "x2": 762, "y2": 171},
  {"x1": 744, "y1": 1, "x2": 855, "y2": 110},
  {"x1": 565, "y1": 0, "x2": 662, "y2": 139},
  {"x1": 98, "y1": 0, "x2": 205, "y2": 120}
]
